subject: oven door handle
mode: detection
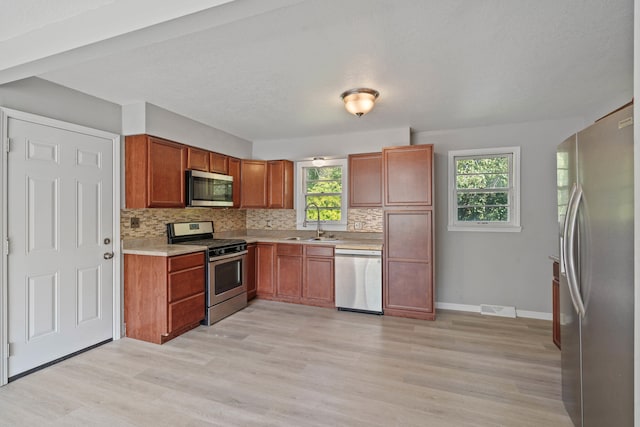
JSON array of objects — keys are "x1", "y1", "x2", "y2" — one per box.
[{"x1": 209, "y1": 250, "x2": 248, "y2": 262}]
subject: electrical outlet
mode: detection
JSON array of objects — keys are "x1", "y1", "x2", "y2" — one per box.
[
  {"x1": 354, "y1": 221, "x2": 363, "y2": 230},
  {"x1": 130, "y1": 217, "x2": 140, "y2": 228},
  {"x1": 266, "y1": 220, "x2": 272, "y2": 228}
]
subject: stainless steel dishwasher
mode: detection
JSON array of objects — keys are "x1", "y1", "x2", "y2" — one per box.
[{"x1": 334, "y1": 248, "x2": 382, "y2": 314}]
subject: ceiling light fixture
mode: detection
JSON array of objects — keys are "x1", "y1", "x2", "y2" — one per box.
[
  {"x1": 312, "y1": 157, "x2": 325, "y2": 167},
  {"x1": 340, "y1": 88, "x2": 380, "y2": 117}
]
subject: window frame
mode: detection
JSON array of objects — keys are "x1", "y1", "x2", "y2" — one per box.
[
  {"x1": 447, "y1": 146, "x2": 521, "y2": 232},
  {"x1": 296, "y1": 158, "x2": 348, "y2": 231}
]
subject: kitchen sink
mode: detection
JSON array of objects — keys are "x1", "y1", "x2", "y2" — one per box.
[{"x1": 307, "y1": 237, "x2": 339, "y2": 242}]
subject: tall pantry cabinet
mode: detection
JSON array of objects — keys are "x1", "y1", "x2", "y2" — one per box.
[{"x1": 383, "y1": 144, "x2": 435, "y2": 320}]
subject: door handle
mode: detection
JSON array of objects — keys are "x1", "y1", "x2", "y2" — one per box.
[
  {"x1": 103, "y1": 252, "x2": 114, "y2": 260},
  {"x1": 565, "y1": 184, "x2": 586, "y2": 317}
]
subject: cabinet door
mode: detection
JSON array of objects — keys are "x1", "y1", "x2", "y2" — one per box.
[
  {"x1": 268, "y1": 160, "x2": 294, "y2": 209},
  {"x1": 303, "y1": 254, "x2": 334, "y2": 305},
  {"x1": 256, "y1": 243, "x2": 275, "y2": 296},
  {"x1": 275, "y1": 244, "x2": 303, "y2": 299},
  {"x1": 168, "y1": 292, "x2": 205, "y2": 333},
  {"x1": 349, "y1": 152, "x2": 382, "y2": 207},
  {"x1": 240, "y1": 160, "x2": 268, "y2": 208},
  {"x1": 383, "y1": 145, "x2": 433, "y2": 207},
  {"x1": 187, "y1": 147, "x2": 210, "y2": 171},
  {"x1": 384, "y1": 210, "x2": 434, "y2": 319},
  {"x1": 148, "y1": 137, "x2": 186, "y2": 208},
  {"x1": 228, "y1": 157, "x2": 241, "y2": 208},
  {"x1": 210, "y1": 152, "x2": 229, "y2": 174},
  {"x1": 246, "y1": 243, "x2": 257, "y2": 300}
]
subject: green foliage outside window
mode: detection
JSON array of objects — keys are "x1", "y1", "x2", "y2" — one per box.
[
  {"x1": 304, "y1": 166, "x2": 342, "y2": 221},
  {"x1": 456, "y1": 155, "x2": 510, "y2": 222}
]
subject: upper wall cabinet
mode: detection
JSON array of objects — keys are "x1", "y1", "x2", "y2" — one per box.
[
  {"x1": 228, "y1": 157, "x2": 242, "y2": 208},
  {"x1": 383, "y1": 144, "x2": 433, "y2": 207},
  {"x1": 125, "y1": 135, "x2": 186, "y2": 208},
  {"x1": 187, "y1": 147, "x2": 210, "y2": 172},
  {"x1": 210, "y1": 152, "x2": 229, "y2": 174},
  {"x1": 268, "y1": 160, "x2": 294, "y2": 209},
  {"x1": 349, "y1": 152, "x2": 382, "y2": 207},
  {"x1": 240, "y1": 160, "x2": 269, "y2": 208}
]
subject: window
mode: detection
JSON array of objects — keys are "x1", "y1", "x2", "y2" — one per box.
[
  {"x1": 448, "y1": 147, "x2": 521, "y2": 232},
  {"x1": 296, "y1": 158, "x2": 348, "y2": 231}
]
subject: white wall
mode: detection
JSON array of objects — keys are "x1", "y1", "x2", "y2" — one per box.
[
  {"x1": 0, "y1": 77, "x2": 121, "y2": 133},
  {"x1": 252, "y1": 127, "x2": 410, "y2": 160},
  {"x1": 413, "y1": 117, "x2": 585, "y2": 314},
  {"x1": 122, "y1": 102, "x2": 252, "y2": 158}
]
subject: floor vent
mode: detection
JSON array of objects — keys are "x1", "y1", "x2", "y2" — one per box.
[{"x1": 480, "y1": 304, "x2": 516, "y2": 318}]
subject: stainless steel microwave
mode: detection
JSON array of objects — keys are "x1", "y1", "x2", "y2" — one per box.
[{"x1": 185, "y1": 170, "x2": 233, "y2": 207}]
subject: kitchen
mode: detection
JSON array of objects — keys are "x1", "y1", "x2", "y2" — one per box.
[{"x1": 0, "y1": 1, "x2": 636, "y2": 425}]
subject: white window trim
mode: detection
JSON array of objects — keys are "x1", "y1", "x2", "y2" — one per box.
[
  {"x1": 296, "y1": 158, "x2": 348, "y2": 231},
  {"x1": 447, "y1": 146, "x2": 521, "y2": 232}
]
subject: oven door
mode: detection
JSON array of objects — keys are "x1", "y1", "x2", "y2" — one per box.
[{"x1": 209, "y1": 251, "x2": 247, "y2": 306}]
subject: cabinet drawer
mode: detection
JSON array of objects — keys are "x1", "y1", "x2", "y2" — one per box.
[
  {"x1": 168, "y1": 266, "x2": 205, "y2": 302},
  {"x1": 168, "y1": 252, "x2": 205, "y2": 272},
  {"x1": 305, "y1": 245, "x2": 334, "y2": 257},
  {"x1": 277, "y1": 244, "x2": 303, "y2": 256},
  {"x1": 169, "y1": 292, "x2": 204, "y2": 332}
]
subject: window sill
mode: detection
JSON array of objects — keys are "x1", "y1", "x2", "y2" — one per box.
[
  {"x1": 297, "y1": 223, "x2": 347, "y2": 232},
  {"x1": 448, "y1": 224, "x2": 522, "y2": 233}
]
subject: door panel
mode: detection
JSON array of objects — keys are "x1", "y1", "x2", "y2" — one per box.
[
  {"x1": 576, "y1": 106, "x2": 634, "y2": 426},
  {"x1": 7, "y1": 117, "x2": 114, "y2": 378}
]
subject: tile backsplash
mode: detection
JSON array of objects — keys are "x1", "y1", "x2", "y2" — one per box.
[
  {"x1": 121, "y1": 207, "x2": 383, "y2": 239},
  {"x1": 246, "y1": 209, "x2": 297, "y2": 230},
  {"x1": 121, "y1": 208, "x2": 246, "y2": 239}
]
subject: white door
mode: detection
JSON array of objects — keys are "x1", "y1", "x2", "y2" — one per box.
[{"x1": 7, "y1": 117, "x2": 114, "y2": 378}]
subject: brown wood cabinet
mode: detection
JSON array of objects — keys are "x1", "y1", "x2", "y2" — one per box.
[
  {"x1": 303, "y1": 245, "x2": 334, "y2": 306},
  {"x1": 349, "y1": 152, "x2": 382, "y2": 207},
  {"x1": 187, "y1": 147, "x2": 210, "y2": 171},
  {"x1": 246, "y1": 243, "x2": 257, "y2": 300},
  {"x1": 275, "y1": 244, "x2": 303, "y2": 300},
  {"x1": 383, "y1": 144, "x2": 433, "y2": 207},
  {"x1": 125, "y1": 135, "x2": 187, "y2": 208},
  {"x1": 210, "y1": 152, "x2": 229, "y2": 174},
  {"x1": 553, "y1": 260, "x2": 561, "y2": 349},
  {"x1": 124, "y1": 251, "x2": 205, "y2": 344},
  {"x1": 240, "y1": 160, "x2": 269, "y2": 208},
  {"x1": 383, "y1": 144, "x2": 434, "y2": 320},
  {"x1": 258, "y1": 243, "x2": 334, "y2": 308},
  {"x1": 256, "y1": 243, "x2": 275, "y2": 297},
  {"x1": 228, "y1": 157, "x2": 242, "y2": 208},
  {"x1": 383, "y1": 210, "x2": 434, "y2": 320},
  {"x1": 268, "y1": 160, "x2": 294, "y2": 209}
]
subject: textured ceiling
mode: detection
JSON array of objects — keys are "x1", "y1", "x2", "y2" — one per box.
[{"x1": 2, "y1": 0, "x2": 634, "y2": 141}]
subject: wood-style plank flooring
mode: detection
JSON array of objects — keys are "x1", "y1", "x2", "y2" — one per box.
[{"x1": 0, "y1": 300, "x2": 572, "y2": 426}]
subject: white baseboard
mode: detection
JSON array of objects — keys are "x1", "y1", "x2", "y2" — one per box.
[{"x1": 435, "y1": 302, "x2": 551, "y2": 321}]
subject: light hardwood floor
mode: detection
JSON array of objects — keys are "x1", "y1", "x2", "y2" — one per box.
[{"x1": 0, "y1": 300, "x2": 572, "y2": 426}]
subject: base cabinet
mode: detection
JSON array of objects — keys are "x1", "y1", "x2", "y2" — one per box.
[
  {"x1": 384, "y1": 210, "x2": 434, "y2": 320},
  {"x1": 258, "y1": 243, "x2": 334, "y2": 308},
  {"x1": 124, "y1": 251, "x2": 206, "y2": 344},
  {"x1": 246, "y1": 243, "x2": 257, "y2": 300},
  {"x1": 256, "y1": 243, "x2": 275, "y2": 297}
]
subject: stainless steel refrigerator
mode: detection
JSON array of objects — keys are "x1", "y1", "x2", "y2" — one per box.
[{"x1": 557, "y1": 104, "x2": 634, "y2": 426}]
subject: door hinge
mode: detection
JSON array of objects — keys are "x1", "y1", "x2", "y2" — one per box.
[
  {"x1": 4, "y1": 138, "x2": 11, "y2": 153},
  {"x1": 4, "y1": 239, "x2": 8, "y2": 255},
  {"x1": 8, "y1": 342, "x2": 14, "y2": 357}
]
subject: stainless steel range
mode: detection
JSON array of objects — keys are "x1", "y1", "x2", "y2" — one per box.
[{"x1": 167, "y1": 221, "x2": 247, "y2": 325}]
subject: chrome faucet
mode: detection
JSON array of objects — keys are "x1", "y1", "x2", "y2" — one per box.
[{"x1": 304, "y1": 202, "x2": 323, "y2": 238}]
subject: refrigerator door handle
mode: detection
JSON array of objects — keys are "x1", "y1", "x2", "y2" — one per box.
[
  {"x1": 565, "y1": 184, "x2": 586, "y2": 317},
  {"x1": 560, "y1": 183, "x2": 578, "y2": 276}
]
